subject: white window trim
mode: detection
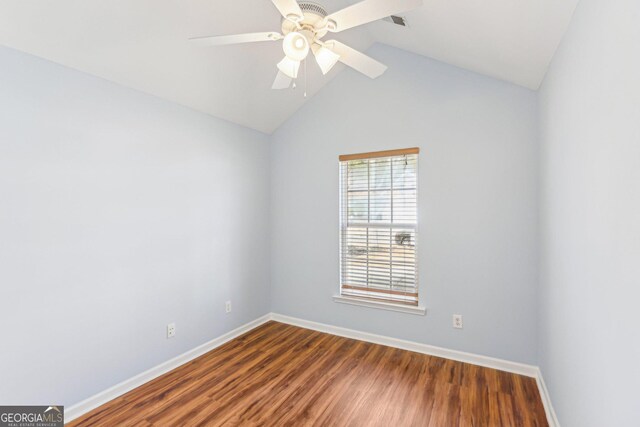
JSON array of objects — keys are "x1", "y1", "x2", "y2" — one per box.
[
  {"x1": 333, "y1": 295, "x2": 426, "y2": 316},
  {"x1": 338, "y1": 149, "x2": 421, "y2": 310}
]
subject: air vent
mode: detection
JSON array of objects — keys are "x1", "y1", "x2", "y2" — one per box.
[{"x1": 383, "y1": 15, "x2": 408, "y2": 27}]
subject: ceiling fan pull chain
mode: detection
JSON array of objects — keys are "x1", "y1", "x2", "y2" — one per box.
[{"x1": 304, "y1": 57, "x2": 308, "y2": 98}]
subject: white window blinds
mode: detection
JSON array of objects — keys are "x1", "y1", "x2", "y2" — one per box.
[{"x1": 339, "y1": 148, "x2": 419, "y2": 306}]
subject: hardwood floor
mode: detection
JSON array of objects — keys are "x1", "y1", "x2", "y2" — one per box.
[{"x1": 68, "y1": 321, "x2": 548, "y2": 426}]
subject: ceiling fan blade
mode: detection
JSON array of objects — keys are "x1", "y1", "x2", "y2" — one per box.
[
  {"x1": 324, "y1": 40, "x2": 387, "y2": 79},
  {"x1": 189, "y1": 32, "x2": 282, "y2": 46},
  {"x1": 272, "y1": 71, "x2": 293, "y2": 90},
  {"x1": 271, "y1": 0, "x2": 304, "y2": 19},
  {"x1": 326, "y1": 0, "x2": 423, "y2": 32}
]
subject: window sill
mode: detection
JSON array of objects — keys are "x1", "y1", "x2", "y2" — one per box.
[{"x1": 333, "y1": 295, "x2": 426, "y2": 316}]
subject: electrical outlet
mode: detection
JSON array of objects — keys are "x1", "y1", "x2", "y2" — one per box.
[
  {"x1": 167, "y1": 322, "x2": 176, "y2": 338},
  {"x1": 225, "y1": 301, "x2": 232, "y2": 313},
  {"x1": 453, "y1": 314, "x2": 463, "y2": 329}
]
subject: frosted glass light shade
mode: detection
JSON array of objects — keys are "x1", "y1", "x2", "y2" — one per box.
[
  {"x1": 312, "y1": 45, "x2": 340, "y2": 75},
  {"x1": 277, "y1": 56, "x2": 301, "y2": 79},
  {"x1": 282, "y1": 32, "x2": 309, "y2": 62}
]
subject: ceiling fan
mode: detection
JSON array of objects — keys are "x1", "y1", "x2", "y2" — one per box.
[{"x1": 190, "y1": 0, "x2": 423, "y2": 90}]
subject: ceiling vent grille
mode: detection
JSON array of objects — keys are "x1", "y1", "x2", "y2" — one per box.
[{"x1": 384, "y1": 15, "x2": 408, "y2": 27}]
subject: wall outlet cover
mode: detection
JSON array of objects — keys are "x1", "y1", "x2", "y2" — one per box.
[{"x1": 453, "y1": 315, "x2": 463, "y2": 329}]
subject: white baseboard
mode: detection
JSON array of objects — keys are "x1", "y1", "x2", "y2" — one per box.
[
  {"x1": 64, "y1": 312, "x2": 558, "y2": 427},
  {"x1": 64, "y1": 314, "x2": 271, "y2": 423},
  {"x1": 270, "y1": 313, "x2": 538, "y2": 377},
  {"x1": 535, "y1": 368, "x2": 560, "y2": 427}
]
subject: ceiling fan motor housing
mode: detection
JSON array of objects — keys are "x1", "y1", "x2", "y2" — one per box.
[
  {"x1": 281, "y1": 2, "x2": 330, "y2": 41},
  {"x1": 299, "y1": 2, "x2": 328, "y2": 17}
]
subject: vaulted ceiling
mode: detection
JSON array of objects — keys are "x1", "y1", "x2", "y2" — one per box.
[{"x1": 0, "y1": 0, "x2": 578, "y2": 133}]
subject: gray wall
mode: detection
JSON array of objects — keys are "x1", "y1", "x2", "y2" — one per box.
[
  {"x1": 270, "y1": 45, "x2": 539, "y2": 364},
  {"x1": 0, "y1": 47, "x2": 271, "y2": 406},
  {"x1": 538, "y1": 0, "x2": 640, "y2": 425}
]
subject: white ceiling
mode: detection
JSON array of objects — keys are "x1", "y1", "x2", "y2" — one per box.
[
  {"x1": 372, "y1": 0, "x2": 579, "y2": 90},
  {"x1": 0, "y1": 0, "x2": 578, "y2": 134}
]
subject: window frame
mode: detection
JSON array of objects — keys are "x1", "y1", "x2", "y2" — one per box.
[{"x1": 336, "y1": 148, "x2": 425, "y2": 315}]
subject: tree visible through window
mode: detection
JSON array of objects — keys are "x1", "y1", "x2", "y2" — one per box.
[{"x1": 339, "y1": 148, "x2": 419, "y2": 306}]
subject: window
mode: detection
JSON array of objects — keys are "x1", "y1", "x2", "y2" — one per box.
[{"x1": 338, "y1": 148, "x2": 419, "y2": 308}]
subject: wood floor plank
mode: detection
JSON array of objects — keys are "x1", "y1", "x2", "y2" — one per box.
[{"x1": 67, "y1": 321, "x2": 548, "y2": 427}]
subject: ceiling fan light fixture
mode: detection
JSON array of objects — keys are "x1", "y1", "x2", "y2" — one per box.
[
  {"x1": 312, "y1": 44, "x2": 340, "y2": 75},
  {"x1": 277, "y1": 56, "x2": 301, "y2": 79},
  {"x1": 282, "y1": 32, "x2": 310, "y2": 61},
  {"x1": 191, "y1": 0, "x2": 425, "y2": 90}
]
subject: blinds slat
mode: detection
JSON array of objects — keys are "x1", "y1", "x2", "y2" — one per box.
[{"x1": 342, "y1": 284, "x2": 418, "y2": 297}]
